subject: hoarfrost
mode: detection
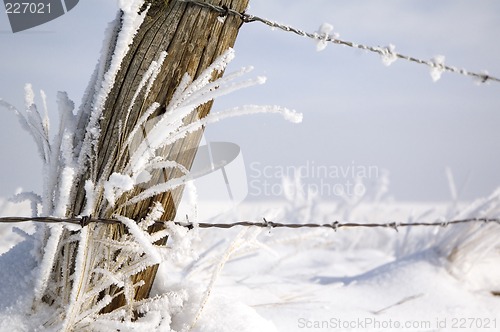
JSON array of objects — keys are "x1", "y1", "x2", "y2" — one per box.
[
  {"x1": 116, "y1": 215, "x2": 162, "y2": 265},
  {"x1": 53, "y1": 166, "x2": 75, "y2": 217},
  {"x1": 430, "y1": 55, "x2": 446, "y2": 82},
  {"x1": 78, "y1": 0, "x2": 149, "y2": 179},
  {"x1": 124, "y1": 48, "x2": 302, "y2": 185},
  {"x1": 474, "y1": 70, "x2": 490, "y2": 85},
  {"x1": 82, "y1": 180, "x2": 95, "y2": 216},
  {"x1": 217, "y1": 16, "x2": 226, "y2": 24},
  {"x1": 32, "y1": 225, "x2": 63, "y2": 305},
  {"x1": 315, "y1": 23, "x2": 338, "y2": 52},
  {"x1": 380, "y1": 44, "x2": 398, "y2": 66}
]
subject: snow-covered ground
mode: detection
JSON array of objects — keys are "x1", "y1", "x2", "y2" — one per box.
[{"x1": 1, "y1": 192, "x2": 500, "y2": 332}]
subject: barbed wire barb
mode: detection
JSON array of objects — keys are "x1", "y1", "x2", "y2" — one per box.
[{"x1": 178, "y1": 0, "x2": 500, "y2": 84}]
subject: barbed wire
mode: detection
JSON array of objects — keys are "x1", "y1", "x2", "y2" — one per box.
[
  {"x1": 178, "y1": 0, "x2": 500, "y2": 84},
  {"x1": 0, "y1": 216, "x2": 499, "y2": 232}
]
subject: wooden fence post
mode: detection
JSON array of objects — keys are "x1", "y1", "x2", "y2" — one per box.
[{"x1": 43, "y1": 0, "x2": 249, "y2": 317}]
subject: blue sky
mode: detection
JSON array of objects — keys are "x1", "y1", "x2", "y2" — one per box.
[{"x1": 1, "y1": 0, "x2": 499, "y2": 202}]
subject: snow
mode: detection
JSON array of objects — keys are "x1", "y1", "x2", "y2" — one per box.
[
  {"x1": 0, "y1": 238, "x2": 36, "y2": 332},
  {"x1": 3, "y1": 191, "x2": 500, "y2": 331},
  {"x1": 186, "y1": 200, "x2": 500, "y2": 332},
  {"x1": 190, "y1": 295, "x2": 278, "y2": 332}
]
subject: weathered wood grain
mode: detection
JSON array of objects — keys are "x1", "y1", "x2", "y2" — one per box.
[{"x1": 47, "y1": 0, "x2": 249, "y2": 315}]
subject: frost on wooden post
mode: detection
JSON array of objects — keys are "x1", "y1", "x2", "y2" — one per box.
[
  {"x1": 0, "y1": 46, "x2": 301, "y2": 330},
  {"x1": 75, "y1": 0, "x2": 148, "y2": 182}
]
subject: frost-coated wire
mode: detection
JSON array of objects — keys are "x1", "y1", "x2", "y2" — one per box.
[
  {"x1": 1, "y1": 216, "x2": 499, "y2": 231},
  {"x1": 178, "y1": 0, "x2": 500, "y2": 84}
]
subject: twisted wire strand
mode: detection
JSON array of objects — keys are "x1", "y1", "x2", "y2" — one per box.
[
  {"x1": 178, "y1": 0, "x2": 499, "y2": 83},
  {"x1": 1, "y1": 216, "x2": 499, "y2": 231}
]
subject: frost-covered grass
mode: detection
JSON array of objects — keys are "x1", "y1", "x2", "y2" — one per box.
[{"x1": 0, "y1": 22, "x2": 303, "y2": 332}]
